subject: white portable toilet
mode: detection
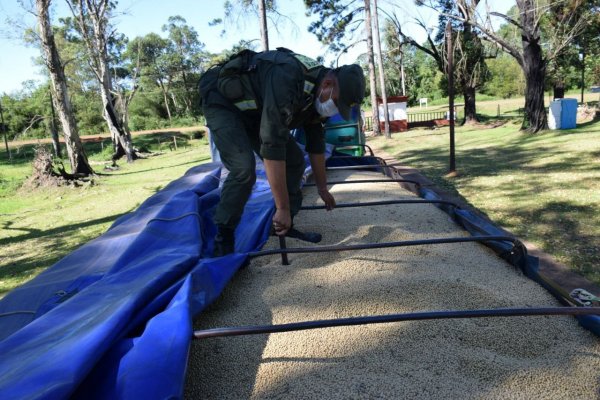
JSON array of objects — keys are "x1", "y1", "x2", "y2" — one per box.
[
  {"x1": 548, "y1": 98, "x2": 578, "y2": 130},
  {"x1": 548, "y1": 100, "x2": 562, "y2": 130}
]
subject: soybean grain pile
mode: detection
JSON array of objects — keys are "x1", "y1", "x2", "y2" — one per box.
[{"x1": 186, "y1": 170, "x2": 600, "y2": 399}]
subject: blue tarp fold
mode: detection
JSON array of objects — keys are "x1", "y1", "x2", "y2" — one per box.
[{"x1": 0, "y1": 161, "x2": 274, "y2": 399}]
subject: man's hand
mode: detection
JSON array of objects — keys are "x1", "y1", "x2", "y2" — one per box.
[
  {"x1": 273, "y1": 208, "x2": 292, "y2": 235},
  {"x1": 318, "y1": 188, "x2": 336, "y2": 211}
]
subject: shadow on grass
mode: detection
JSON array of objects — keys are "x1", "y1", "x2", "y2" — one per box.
[
  {"x1": 105, "y1": 156, "x2": 211, "y2": 176},
  {"x1": 0, "y1": 212, "x2": 128, "y2": 247},
  {"x1": 0, "y1": 212, "x2": 128, "y2": 295},
  {"x1": 0, "y1": 212, "x2": 129, "y2": 293},
  {"x1": 0, "y1": 151, "x2": 32, "y2": 167},
  {"x1": 494, "y1": 199, "x2": 600, "y2": 282},
  {"x1": 384, "y1": 130, "x2": 600, "y2": 282}
]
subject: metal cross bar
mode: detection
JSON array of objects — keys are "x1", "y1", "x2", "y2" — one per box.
[
  {"x1": 193, "y1": 306, "x2": 600, "y2": 339},
  {"x1": 303, "y1": 179, "x2": 422, "y2": 188},
  {"x1": 300, "y1": 199, "x2": 458, "y2": 211},
  {"x1": 247, "y1": 235, "x2": 518, "y2": 258},
  {"x1": 278, "y1": 236, "x2": 289, "y2": 265},
  {"x1": 335, "y1": 144, "x2": 375, "y2": 156}
]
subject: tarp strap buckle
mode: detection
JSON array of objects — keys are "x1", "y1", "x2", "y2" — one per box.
[{"x1": 570, "y1": 288, "x2": 600, "y2": 306}]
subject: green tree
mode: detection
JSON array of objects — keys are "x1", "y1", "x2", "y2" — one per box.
[
  {"x1": 543, "y1": 0, "x2": 600, "y2": 99},
  {"x1": 425, "y1": 0, "x2": 598, "y2": 132},
  {"x1": 571, "y1": 3, "x2": 600, "y2": 101},
  {"x1": 483, "y1": 55, "x2": 525, "y2": 99},
  {"x1": 212, "y1": 1, "x2": 292, "y2": 51},
  {"x1": 161, "y1": 16, "x2": 209, "y2": 118}
]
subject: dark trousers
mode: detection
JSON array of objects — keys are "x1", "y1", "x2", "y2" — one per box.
[{"x1": 200, "y1": 70, "x2": 306, "y2": 230}]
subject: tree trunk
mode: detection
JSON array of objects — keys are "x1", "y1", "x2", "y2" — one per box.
[
  {"x1": 522, "y1": 40, "x2": 548, "y2": 132},
  {"x1": 181, "y1": 70, "x2": 192, "y2": 114},
  {"x1": 170, "y1": 91, "x2": 180, "y2": 114},
  {"x1": 462, "y1": 86, "x2": 477, "y2": 123},
  {"x1": 460, "y1": 13, "x2": 479, "y2": 124},
  {"x1": 372, "y1": 0, "x2": 390, "y2": 138},
  {"x1": 95, "y1": 25, "x2": 135, "y2": 162},
  {"x1": 99, "y1": 73, "x2": 135, "y2": 162},
  {"x1": 48, "y1": 92, "x2": 62, "y2": 157},
  {"x1": 400, "y1": 49, "x2": 406, "y2": 96},
  {"x1": 364, "y1": 0, "x2": 381, "y2": 136},
  {"x1": 37, "y1": 0, "x2": 93, "y2": 175},
  {"x1": 69, "y1": 0, "x2": 136, "y2": 163},
  {"x1": 0, "y1": 100, "x2": 11, "y2": 160},
  {"x1": 553, "y1": 84, "x2": 565, "y2": 99},
  {"x1": 159, "y1": 81, "x2": 173, "y2": 123},
  {"x1": 516, "y1": 0, "x2": 548, "y2": 133},
  {"x1": 580, "y1": 47, "x2": 585, "y2": 104},
  {"x1": 258, "y1": 0, "x2": 269, "y2": 51}
]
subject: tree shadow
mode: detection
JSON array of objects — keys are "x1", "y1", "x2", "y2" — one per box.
[
  {"x1": 0, "y1": 212, "x2": 129, "y2": 295},
  {"x1": 103, "y1": 157, "x2": 210, "y2": 176},
  {"x1": 386, "y1": 136, "x2": 599, "y2": 281}
]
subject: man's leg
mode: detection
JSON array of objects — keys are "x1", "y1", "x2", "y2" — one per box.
[{"x1": 204, "y1": 105, "x2": 256, "y2": 256}]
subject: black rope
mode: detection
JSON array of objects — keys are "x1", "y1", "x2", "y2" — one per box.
[
  {"x1": 0, "y1": 310, "x2": 36, "y2": 318},
  {"x1": 193, "y1": 306, "x2": 600, "y2": 339},
  {"x1": 303, "y1": 179, "x2": 422, "y2": 187},
  {"x1": 300, "y1": 199, "x2": 458, "y2": 210},
  {"x1": 248, "y1": 235, "x2": 518, "y2": 258}
]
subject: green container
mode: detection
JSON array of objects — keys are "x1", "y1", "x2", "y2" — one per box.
[{"x1": 324, "y1": 119, "x2": 365, "y2": 156}]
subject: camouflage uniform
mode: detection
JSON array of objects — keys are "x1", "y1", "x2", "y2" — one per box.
[{"x1": 199, "y1": 49, "x2": 328, "y2": 231}]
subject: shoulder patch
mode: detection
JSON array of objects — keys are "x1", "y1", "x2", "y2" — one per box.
[{"x1": 293, "y1": 54, "x2": 320, "y2": 71}]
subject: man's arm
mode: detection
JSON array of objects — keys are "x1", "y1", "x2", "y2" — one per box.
[
  {"x1": 264, "y1": 159, "x2": 292, "y2": 235},
  {"x1": 308, "y1": 152, "x2": 336, "y2": 211}
]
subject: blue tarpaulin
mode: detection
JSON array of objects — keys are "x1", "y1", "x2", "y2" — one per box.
[{"x1": 0, "y1": 161, "x2": 277, "y2": 399}]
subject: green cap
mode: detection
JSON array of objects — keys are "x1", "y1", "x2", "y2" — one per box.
[{"x1": 335, "y1": 64, "x2": 366, "y2": 121}]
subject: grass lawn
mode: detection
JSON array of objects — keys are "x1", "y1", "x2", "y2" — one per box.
[
  {"x1": 368, "y1": 116, "x2": 600, "y2": 285},
  {"x1": 0, "y1": 129, "x2": 211, "y2": 297}
]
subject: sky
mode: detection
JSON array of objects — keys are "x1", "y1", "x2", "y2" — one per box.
[{"x1": 0, "y1": 0, "x2": 514, "y2": 95}]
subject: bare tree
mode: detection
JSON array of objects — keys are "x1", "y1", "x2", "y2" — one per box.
[
  {"x1": 258, "y1": 0, "x2": 269, "y2": 50},
  {"x1": 383, "y1": 20, "x2": 407, "y2": 96},
  {"x1": 35, "y1": 0, "x2": 93, "y2": 175},
  {"x1": 364, "y1": 0, "x2": 381, "y2": 135},
  {"x1": 388, "y1": 0, "x2": 488, "y2": 124},
  {"x1": 66, "y1": 0, "x2": 137, "y2": 162},
  {"x1": 372, "y1": 0, "x2": 390, "y2": 137},
  {"x1": 214, "y1": 1, "x2": 297, "y2": 51}
]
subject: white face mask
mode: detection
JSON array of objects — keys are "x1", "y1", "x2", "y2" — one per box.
[{"x1": 315, "y1": 87, "x2": 339, "y2": 117}]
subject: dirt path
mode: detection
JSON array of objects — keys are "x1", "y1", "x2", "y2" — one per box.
[{"x1": 185, "y1": 170, "x2": 600, "y2": 399}]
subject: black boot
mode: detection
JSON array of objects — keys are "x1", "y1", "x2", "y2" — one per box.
[{"x1": 213, "y1": 226, "x2": 235, "y2": 257}]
